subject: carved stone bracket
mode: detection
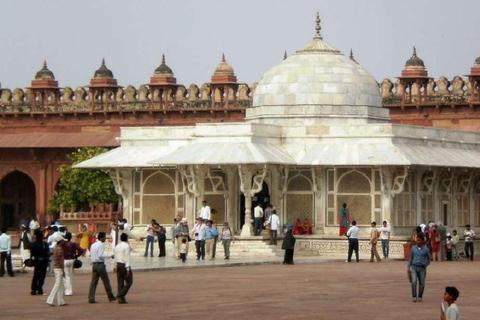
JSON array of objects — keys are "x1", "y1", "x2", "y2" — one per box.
[
  {"x1": 380, "y1": 166, "x2": 408, "y2": 198},
  {"x1": 179, "y1": 165, "x2": 206, "y2": 197},
  {"x1": 109, "y1": 169, "x2": 132, "y2": 197},
  {"x1": 421, "y1": 170, "x2": 437, "y2": 194},
  {"x1": 238, "y1": 164, "x2": 267, "y2": 197},
  {"x1": 280, "y1": 166, "x2": 290, "y2": 199},
  {"x1": 457, "y1": 173, "x2": 472, "y2": 197},
  {"x1": 206, "y1": 167, "x2": 228, "y2": 198},
  {"x1": 311, "y1": 167, "x2": 324, "y2": 196},
  {"x1": 439, "y1": 171, "x2": 454, "y2": 194}
]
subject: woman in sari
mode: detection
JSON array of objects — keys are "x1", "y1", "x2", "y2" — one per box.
[
  {"x1": 303, "y1": 218, "x2": 313, "y2": 235},
  {"x1": 293, "y1": 219, "x2": 304, "y2": 235},
  {"x1": 339, "y1": 203, "x2": 351, "y2": 236}
]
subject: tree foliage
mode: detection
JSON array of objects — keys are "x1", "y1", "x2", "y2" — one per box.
[{"x1": 48, "y1": 147, "x2": 119, "y2": 214}]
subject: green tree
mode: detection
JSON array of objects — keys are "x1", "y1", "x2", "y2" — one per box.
[{"x1": 48, "y1": 147, "x2": 119, "y2": 216}]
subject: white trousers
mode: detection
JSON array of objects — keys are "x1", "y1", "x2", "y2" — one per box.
[
  {"x1": 46, "y1": 268, "x2": 65, "y2": 306},
  {"x1": 63, "y1": 259, "x2": 74, "y2": 295}
]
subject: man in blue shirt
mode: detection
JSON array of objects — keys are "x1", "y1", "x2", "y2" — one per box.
[
  {"x1": 205, "y1": 220, "x2": 219, "y2": 260},
  {"x1": 407, "y1": 233, "x2": 431, "y2": 302}
]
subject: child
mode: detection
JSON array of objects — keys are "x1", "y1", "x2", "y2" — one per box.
[
  {"x1": 441, "y1": 286, "x2": 460, "y2": 320},
  {"x1": 451, "y1": 230, "x2": 459, "y2": 261},
  {"x1": 180, "y1": 238, "x2": 188, "y2": 263},
  {"x1": 445, "y1": 234, "x2": 453, "y2": 261}
]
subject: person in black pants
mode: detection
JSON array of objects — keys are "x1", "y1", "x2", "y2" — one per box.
[
  {"x1": 155, "y1": 223, "x2": 166, "y2": 257},
  {"x1": 346, "y1": 220, "x2": 360, "y2": 263},
  {"x1": 0, "y1": 227, "x2": 14, "y2": 277},
  {"x1": 30, "y1": 229, "x2": 50, "y2": 295},
  {"x1": 282, "y1": 228, "x2": 296, "y2": 265}
]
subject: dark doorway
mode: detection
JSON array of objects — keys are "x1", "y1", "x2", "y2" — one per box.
[
  {"x1": 240, "y1": 181, "x2": 270, "y2": 228},
  {"x1": 0, "y1": 171, "x2": 36, "y2": 230}
]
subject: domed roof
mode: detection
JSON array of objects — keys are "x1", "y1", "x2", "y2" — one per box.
[
  {"x1": 474, "y1": 55, "x2": 480, "y2": 66},
  {"x1": 213, "y1": 54, "x2": 235, "y2": 76},
  {"x1": 154, "y1": 55, "x2": 174, "y2": 76},
  {"x1": 35, "y1": 61, "x2": 55, "y2": 80},
  {"x1": 94, "y1": 59, "x2": 114, "y2": 79},
  {"x1": 404, "y1": 47, "x2": 425, "y2": 68},
  {"x1": 249, "y1": 13, "x2": 386, "y2": 125}
]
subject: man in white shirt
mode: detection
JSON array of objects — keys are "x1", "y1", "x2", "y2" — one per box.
[
  {"x1": 0, "y1": 227, "x2": 14, "y2": 277},
  {"x1": 29, "y1": 218, "x2": 40, "y2": 237},
  {"x1": 254, "y1": 203, "x2": 264, "y2": 236},
  {"x1": 114, "y1": 233, "x2": 132, "y2": 304},
  {"x1": 346, "y1": 220, "x2": 360, "y2": 263},
  {"x1": 192, "y1": 217, "x2": 207, "y2": 260},
  {"x1": 200, "y1": 201, "x2": 211, "y2": 221},
  {"x1": 268, "y1": 210, "x2": 280, "y2": 245},
  {"x1": 463, "y1": 224, "x2": 475, "y2": 261},
  {"x1": 88, "y1": 232, "x2": 116, "y2": 303},
  {"x1": 378, "y1": 220, "x2": 391, "y2": 259}
]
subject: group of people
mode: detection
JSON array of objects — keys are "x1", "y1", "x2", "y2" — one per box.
[
  {"x1": 292, "y1": 218, "x2": 313, "y2": 235},
  {"x1": 171, "y1": 203, "x2": 236, "y2": 262},
  {"x1": 142, "y1": 219, "x2": 167, "y2": 258},
  {"x1": 344, "y1": 219, "x2": 391, "y2": 263},
  {"x1": 411, "y1": 222, "x2": 475, "y2": 262},
  {"x1": 409, "y1": 227, "x2": 461, "y2": 319}
]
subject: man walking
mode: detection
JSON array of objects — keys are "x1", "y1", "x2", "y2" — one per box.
[
  {"x1": 437, "y1": 221, "x2": 447, "y2": 261},
  {"x1": 407, "y1": 233, "x2": 431, "y2": 302},
  {"x1": 369, "y1": 221, "x2": 381, "y2": 262},
  {"x1": 254, "y1": 203, "x2": 263, "y2": 236},
  {"x1": 205, "y1": 220, "x2": 219, "y2": 260},
  {"x1": 46, "y1": 236, "x2": 68, "y2": 306},
  {"x1": 269, "y1": 210, "x2": 280, "y2": 245},
  {"x1": 88, "y1": 232, "x2": 116, "y2": 303},
  {"x1": 0, "y1": 227, "x2": 14, "y2": 277},
  {"x1": 378, "y1": 220, "x2": 391, "y2": 259},
  {"x1": 63, "y1": 232, "x2": 85, "y2": 296},
  {"x1": 463, "y1": 224, "x2": 475, "y2": 261},
  {"x1": 346, "y1": 220, "x2": 360, "y2": 263},
  {"x1": 114, "y1": 233, "x2": 132, "y2": 304},
  {"x1": 192, "y1": 218, "x2": 206, "y2": 260}
]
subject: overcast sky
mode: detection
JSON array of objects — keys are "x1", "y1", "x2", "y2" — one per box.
[{"x1": 1, "y1": 0, "x2": 480, "y2": 89}]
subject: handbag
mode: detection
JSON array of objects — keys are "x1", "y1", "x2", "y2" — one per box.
[
  {"x1": 73, "y1": 258, "x2": 83, "y2": 269},
  {"x1": 24, "y1": 258, "x2": 34, "y2": 267}
]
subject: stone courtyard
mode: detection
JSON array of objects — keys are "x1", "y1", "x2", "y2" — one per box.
[{"x1": 1, "y1": 259, "x2": 479, "y2": 319}]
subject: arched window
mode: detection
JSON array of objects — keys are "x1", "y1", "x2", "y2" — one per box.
[{"x1": 284, "y1": 171, "x2": 314, "y2": 224}]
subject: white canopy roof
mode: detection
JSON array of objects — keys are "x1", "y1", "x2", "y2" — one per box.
[
  {"x1": 297, "y1": 140, "x2": 480, "y2": 168},
  {"x1": 74, "y1": 146, "x2": 175, "y2": 168},
  {"x1": 149, "y1": 141, "x2": 296, "y2": 166}
]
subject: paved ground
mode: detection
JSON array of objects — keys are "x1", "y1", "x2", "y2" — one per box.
[{"x1": 1, "y1": 257, "x2": 479, "y2": 320}]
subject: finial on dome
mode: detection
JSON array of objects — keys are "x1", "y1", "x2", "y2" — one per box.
[
  {"x1": 101, "y1": 58, "x2": 106, "y2": 66},
  {"x1": 43, "y1": 60, "x2": 47, "y2": 68},
  {"x1": 413, "y1": 46, "x2": 417, "y2": 57},
  {"x1": 284, "y1": 51, "x2": 287, "y2": 60},
  {"x1": 313, "y1": 11, "x2": 323, "y2": 39},
  {"x1": 162, "y1": 54, "x2": 166, "y2": 65},
  {"x1": 222, "y1": 53, "x2": 226, "y2": 63}
]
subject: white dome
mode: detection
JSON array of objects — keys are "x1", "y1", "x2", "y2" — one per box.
[{"x1": 247, "y1": 32, "x2": 389, "y2": 125}]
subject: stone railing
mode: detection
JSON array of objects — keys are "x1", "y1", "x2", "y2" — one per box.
[
  {"x1": 0, "y1": 82, "x2": 256, "y2": 113},
  {"x1": 380, "y1": 76, "x2": 477, "y2": 104}
]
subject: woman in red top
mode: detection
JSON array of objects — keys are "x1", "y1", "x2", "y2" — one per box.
[
  {"x1": 293, "y1": 219, "x2": 304, "y2": 235},
  {"x1": 430, "y1": 225, "x2": 441, "y2": 261}
]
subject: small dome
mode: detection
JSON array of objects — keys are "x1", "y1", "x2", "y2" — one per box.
[
  {"x1": 474, "y1": 55, "x2": 480, "y2": 66},
  {"x1": 35, "y1": 61, "x2": 55, "y2": 80},
  {"x1": 154, "y1": 55, "x2": 174, "y2": 76},
  {"x1": 94, "y1": 59, "x2": 114, "y2": 79},
  {"x1": 404, "y1": 47, "x2": 425, "y2": 68},
  {"x1": 214, "y1": 54, "x2": 235, "y2": 76}
]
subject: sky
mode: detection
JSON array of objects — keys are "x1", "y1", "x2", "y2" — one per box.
[{"x1": 1, "y1": 0, "x2": 480, "y2": 89}]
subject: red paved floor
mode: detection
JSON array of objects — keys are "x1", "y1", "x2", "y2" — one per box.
[{"x1": 1, "y1": 260, "x2": 478, "y2": 320}]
